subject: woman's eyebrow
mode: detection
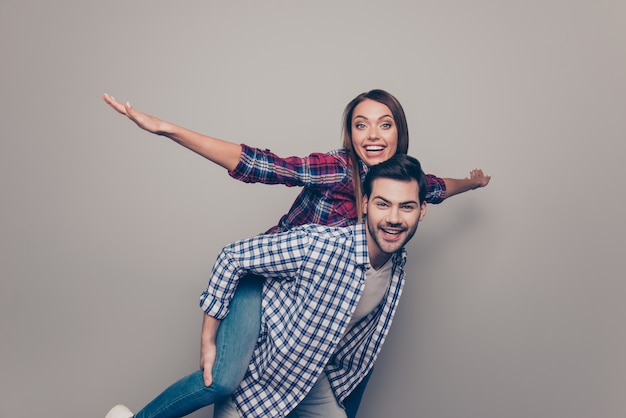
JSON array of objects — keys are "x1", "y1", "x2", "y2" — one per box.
[{"x1": 353, "y1": 114, "x2": 393, "y2": 121}]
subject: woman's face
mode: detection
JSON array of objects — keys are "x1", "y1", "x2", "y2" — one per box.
[{"x1": 351, "y1": 99, "x2": 398, "y2": 167}]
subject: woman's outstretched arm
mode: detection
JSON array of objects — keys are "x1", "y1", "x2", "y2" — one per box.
[
  {"x1": 443, "y1": 168, "x2": 491, "y2": 198},
  {"x1": 103, "y1": 94, "x2": 242, "y2": 171}
]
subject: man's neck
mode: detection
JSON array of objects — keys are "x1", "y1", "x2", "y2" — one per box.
[{"x1": 369, "y1": 252, "x2": 391, "y2": 271}]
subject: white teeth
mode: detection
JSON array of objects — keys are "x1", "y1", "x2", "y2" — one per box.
[{"x1": 365, "y1": 146, "x2": 385, "y2": 151}]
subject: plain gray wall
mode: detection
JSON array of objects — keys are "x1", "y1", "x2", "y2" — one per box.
[{"x1": 1, "y1": 1, "x2": 625, "y2": 417}]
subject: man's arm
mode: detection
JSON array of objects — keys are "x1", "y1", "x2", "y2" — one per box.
[
  {"x1": 198, "y1": 229, "x2": 308, "y2": 386},
  {"x1": 200, "y1": 313, "x2": 221, "y2": 386},
  {"x1": 200, "y1": 231, "x2": 305, "y2": 317}
]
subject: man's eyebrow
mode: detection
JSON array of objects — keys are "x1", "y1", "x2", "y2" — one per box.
[{"x1": 371, "y1": 195, "x2": 419, "y2": 205}]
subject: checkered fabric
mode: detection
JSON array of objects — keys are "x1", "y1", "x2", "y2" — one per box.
[
  {"x1": 200, "y1": 222, "x2": 407, "y2": 417},
  {"x1": 229, "y1": 145, "x2": 446, "y2": 235}
]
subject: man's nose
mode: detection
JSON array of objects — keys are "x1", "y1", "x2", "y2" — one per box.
[{"x1": 386, "y1": 206, "x2": 401, "y2": 224}]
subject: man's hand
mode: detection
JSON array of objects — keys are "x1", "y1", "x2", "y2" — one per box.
[{"x1": 200, "y1": 313, "x2": 221, "y2": 387}]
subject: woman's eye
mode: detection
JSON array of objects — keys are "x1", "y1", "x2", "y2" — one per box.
[
  {"x1": 355, "y1": 123, "x2": 366, "y2": 129},
  {"x1": 381, "y1": 122, "x2": 392, "y2": 129}
]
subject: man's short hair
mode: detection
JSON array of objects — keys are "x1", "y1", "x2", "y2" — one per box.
[{"x1": 363, "y1": 154, "x2": 428, "y2": 204}]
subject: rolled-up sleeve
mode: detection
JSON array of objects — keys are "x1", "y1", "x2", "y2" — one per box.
[
  {"x1": 424, "y1": 174, "x2": 447, "y2": 204},
  {"x1": 199, "y1": 228, "x2": 309, "y2": 318},
  {"x1": 228, "y1": 144, "x2": 349, "y2": 188},
  {"x1": 199, "y1": 249, "x2": 239, "y2": 319}
]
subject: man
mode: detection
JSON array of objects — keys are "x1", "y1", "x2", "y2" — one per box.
[{"x1": 202, "y1": 154, "x2": 428, "y2": 417}]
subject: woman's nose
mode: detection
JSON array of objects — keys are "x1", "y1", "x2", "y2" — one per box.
[{"x1": 368, "y1": 127, "x2": 380, "y2": 139}]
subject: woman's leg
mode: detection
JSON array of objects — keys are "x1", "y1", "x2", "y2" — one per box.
[{"x1": 133, "y1": 275, "x2": 263, "y2": 418}]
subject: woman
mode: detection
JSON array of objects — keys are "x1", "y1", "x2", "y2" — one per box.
[{"x1": 103, "y1": 89, "x2": 490, "y2": 418}]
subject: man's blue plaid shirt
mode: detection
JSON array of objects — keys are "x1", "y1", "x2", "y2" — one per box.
[{"x1": 200, "y1": 221, "x2": 407, "y2": 417}]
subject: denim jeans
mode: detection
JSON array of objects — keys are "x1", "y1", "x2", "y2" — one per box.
[
  {"x1": 133, "y1": 275, "x2": 263, "y2": 418},
  {"x1": 213, "y1": 372, "x2": 347, "y2": 418}
]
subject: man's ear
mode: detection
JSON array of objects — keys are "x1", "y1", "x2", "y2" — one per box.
[
  {"x1": 419, "y1": 202, "x2": 427, "y2": 221},
  {"x1": 362, "y1": 195, "x2": 369, "y2": 215}
]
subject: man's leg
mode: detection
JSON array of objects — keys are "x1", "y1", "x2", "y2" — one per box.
[
  {"x1": 212, "y1": 397, "x2": 240, "y2": 418},
  {"x1": 288, "y1": 372, "x2": 347, "y2": 418},
  {"x1": 213, "y1": 372, "x2": 346, "y2": 418},
  {"x1": 342, "y1": 368, "x2": 373, "y2": 418}
]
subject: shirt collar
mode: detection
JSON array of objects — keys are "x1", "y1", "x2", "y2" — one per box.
[{"x1": 353, "y1": 221, "x2": 369, "y2": 268}]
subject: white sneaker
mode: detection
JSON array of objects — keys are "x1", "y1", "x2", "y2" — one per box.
[{"x1": 105, "y1": 404, "x2": 134, "y2": 418}]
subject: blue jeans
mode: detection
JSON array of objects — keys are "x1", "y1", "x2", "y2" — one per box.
[{"x1": 134, "y1": 275, "x2": 263, "y2": 418}]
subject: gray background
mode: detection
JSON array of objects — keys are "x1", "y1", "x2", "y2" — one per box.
[{"x1": 1, "y1": 1, "x2": 625, "y2": 417}]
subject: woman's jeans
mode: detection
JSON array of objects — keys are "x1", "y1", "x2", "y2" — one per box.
[
  {"x1": 133, "y1": 275, "x2": 371, "y2": 418},
  {"x1": 134, "y1": 275, "x2": 263, "y2": 418}
]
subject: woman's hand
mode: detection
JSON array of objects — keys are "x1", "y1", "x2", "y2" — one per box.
[
  {"x1": 442, "y1": 169, "x2": 492, "y2": 199},
  {"x1": 103, "y1": 93, "x2": 167, "y2": 134},
  {"x1": 468, "y1": 169, "x2": 491, "y2": 189}
]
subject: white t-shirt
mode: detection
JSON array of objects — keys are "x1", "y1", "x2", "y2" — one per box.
[{"x1": 348, "y1": 259, "x2": 392, "y2": 328}]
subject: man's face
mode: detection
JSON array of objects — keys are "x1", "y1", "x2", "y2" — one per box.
[{"x1": 362, "y1": 177, "x2": 426, "y2": 269}]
